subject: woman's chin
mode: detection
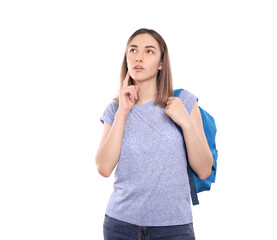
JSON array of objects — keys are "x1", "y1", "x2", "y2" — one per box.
[
  {"x1": 130, "y1": 74, "x2": 149, "y2": 82},
  {"x1": 130, "y1": 76, "x2": 142, "y2": 82}
]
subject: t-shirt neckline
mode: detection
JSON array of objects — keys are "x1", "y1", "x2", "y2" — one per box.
[{"x1": 134, "y1": 98, "x2": 156, "y2": 107}]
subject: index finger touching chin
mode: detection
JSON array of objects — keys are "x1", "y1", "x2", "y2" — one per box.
[{"x1": 122, "y1": 72, "x2": 130, "y2": 88}]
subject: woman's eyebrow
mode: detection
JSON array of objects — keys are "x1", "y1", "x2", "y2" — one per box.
[
  {"x1": 145, "y1": 45, "x2": 157, "y2": 50},
  {"x1": 129, "y1": 44, "x2": 138, "y2": 48},
  {"x1": 128, "y1": 44, "x2": 157, "y2": 50}
]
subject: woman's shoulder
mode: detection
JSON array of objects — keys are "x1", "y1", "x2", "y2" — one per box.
[
  {"x1": 177, "y1": 89, "x2": 198, "y2": 100},
  {"x1": 104, "y1": 100, "x2": 119, "y2": 113},
  {"x1": 100, "y1": 101, "x2": 119, "y2": 125},
  {"x1": 178, "y1": 89, "x2": 198, "y2": 115},
  {"x1": 107, "y1": 100, "x2": 119, "y2": 108}
]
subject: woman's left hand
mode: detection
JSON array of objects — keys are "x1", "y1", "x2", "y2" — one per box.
[{"x1": 164, "y1": 97, "x2": 190, "y2": 128}]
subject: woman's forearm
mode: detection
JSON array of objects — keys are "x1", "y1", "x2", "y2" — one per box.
[
  {"x1": 182, "y1": 121, "x2": 213, "y2": 180},
  {"x1": 95, "y1": 109, "x2": 128, "y2": 177}
]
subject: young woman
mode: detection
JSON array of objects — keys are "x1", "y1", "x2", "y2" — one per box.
[{"x1": 95, "y1": 28, "x2": 213, "y2": 240}]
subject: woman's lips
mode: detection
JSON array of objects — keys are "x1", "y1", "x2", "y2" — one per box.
[{"x1": 134, "y1": 65, "x2": 144, "y2": 71}]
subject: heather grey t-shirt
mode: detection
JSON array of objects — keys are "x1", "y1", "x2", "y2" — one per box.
[{"x1": 100, "y1": 89, "x2": 198, "y2": 226}]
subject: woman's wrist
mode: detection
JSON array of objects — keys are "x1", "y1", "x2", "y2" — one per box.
[
  {"x1": 117, "y1": 108, "x2": 130, "y2": 118},
  {"x1": 181, "y1": 118, "x2": 194, "y2": 132}
]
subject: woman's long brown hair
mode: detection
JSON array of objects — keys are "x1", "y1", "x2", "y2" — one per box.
[{"x1": 113, "y1": 28, "x2": 173, "y2": 108}]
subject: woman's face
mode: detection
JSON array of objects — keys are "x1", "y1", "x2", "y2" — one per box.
[{"x1": 126, "y1": 33, "x2": 162, "y2": 83}]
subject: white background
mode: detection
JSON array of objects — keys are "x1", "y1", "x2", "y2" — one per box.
[{"x1": 1, "y1": 0, "x2": 276, "y2": 239}]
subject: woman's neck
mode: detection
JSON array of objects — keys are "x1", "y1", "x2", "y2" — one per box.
[{"x1": 134, "y1": 79, "x2": 157, "y2": 105}]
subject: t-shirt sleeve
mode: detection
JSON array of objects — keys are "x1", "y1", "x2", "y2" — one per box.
[
  {"x1": 100, "y1": 101, "x2": 119, "y2": 125},
  {"x1": 179, "y1": 90, "x2": 198, "y2": 115}
]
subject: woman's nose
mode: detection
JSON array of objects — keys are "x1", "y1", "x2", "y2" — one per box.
[
  {"x1": 135, "y1": 52, "x2": 143, "y2": 63},
  {"x1": 135, "y1": 57, "x2": 143, "y2": 63}
]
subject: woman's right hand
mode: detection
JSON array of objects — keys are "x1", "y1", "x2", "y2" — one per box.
[{"x1": 118, "y1": 72, "x2": 139, "y2": 113}]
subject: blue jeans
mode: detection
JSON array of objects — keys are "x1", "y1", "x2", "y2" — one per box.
[{"x1": 103, "y1": 214, "x2": 195, "y2": 240}]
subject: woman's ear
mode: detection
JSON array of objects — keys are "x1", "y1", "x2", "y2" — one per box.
[{"x1": 158, "y1": 62, "x2": 163, "y2": 70}]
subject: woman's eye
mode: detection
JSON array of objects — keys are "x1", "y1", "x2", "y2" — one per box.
[
  {"x1": 147, "y1": 50, "x2": 154, "y2": 54},
  {"x1": 130, "y1": 49, "x2": 137, "y2": 53}
]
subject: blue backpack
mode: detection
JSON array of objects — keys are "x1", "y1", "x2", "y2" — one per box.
[{"x1": 173, "y1": 89, "x2": 218, "y2": 205}]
